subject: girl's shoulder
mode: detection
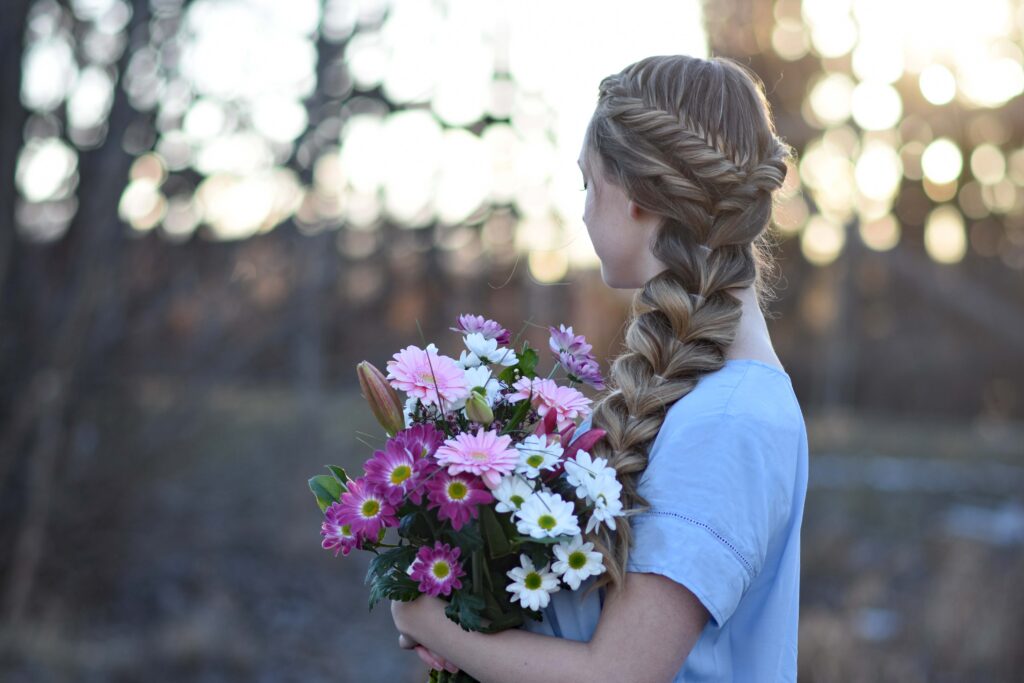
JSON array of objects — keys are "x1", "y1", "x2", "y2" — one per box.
[{"x1": 664, "y1": 359, "x2": 803, "y2": 435}]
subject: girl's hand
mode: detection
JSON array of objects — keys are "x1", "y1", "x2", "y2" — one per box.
[
  {"x1": 398, "y1": 633, "x2": 459, "y2": 674},
  {"x1": 392, "y1": 598, "x2": 460, "y2": 674}
]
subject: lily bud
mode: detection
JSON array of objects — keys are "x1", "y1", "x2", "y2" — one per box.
[
  {"x1": 547, "y1": 427, "x2": 608, "y2": 481},
  {"x1": 563, "y1": 427, "x2": 606, "y2": 461},
  {"x1": 465, "y1": 390, "x2": 494, "y2": 425},
  {"x1": 356, "y1": 361, "x2": 405, "y2": 436}
]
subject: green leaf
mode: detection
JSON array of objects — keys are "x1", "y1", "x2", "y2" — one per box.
[
  {"x1": 365, "y1": 545, "x2": 417, "y2": 586},
  {"x1": 444, "y1": 591, "x2": 486, "y2": 632},
  {"x1": 526, "y1": 544, "x2": 553, "y2": 572},
  {"x1": 397, "y1": 512, "x2": 432, "y2": 543},
  {"x1": 326, "y1": 465, "x2": 349, "y2": 488},
  {"x1": 368, "y1": 561, "x2": 421, "y2": 611},
  {"x1": 498, "y1": 397, "x2": 533, "y2": 436},
  {"x1": 512, "y1": 534, "x2": 568, "y2": 545},
  {"x1": 442, "y1": 520, "x2": 484, "y2": 552},
  {"x1": 479, "y1": 506, "x2": 514, "y2": 560},
  {"x1": 380, "y1": 571, "x2": 420, "y2": 602},
  {"x1": 309, "y1": 474, "x2": 343, "y2": 512},
  {"x1": 517, "y1": 347, "x2": 539, "y2": 377}
]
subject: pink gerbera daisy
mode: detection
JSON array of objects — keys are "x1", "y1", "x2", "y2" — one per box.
[
  {"x1": 335, "y1": 476, "x2": 398, "y2": 540},
  {"x1": 426, "y1": 472, "x2": 493, "y2": 530},
  {"x1": 435, "y1": 428, "x2": 519, "y2": 489},
  {"x1": 364, "y1": 441, "x2": 431, "y2": 506},
  {"x1": 321, "y1": 502, "x2": 364, "y2": 557},
  {"x1": 386, "y1": 344, "x2": 469, "y2": 409},
  {"x1": 507, "y1": 377, "x2": 592, "y2": 431},
  {"x1": 408, "y1": 541, "x2": 466, "y2": 597}
]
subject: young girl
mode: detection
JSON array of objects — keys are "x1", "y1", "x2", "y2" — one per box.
[{"x1": 391, "y1": 54, "x2": 807, "y2": 683}]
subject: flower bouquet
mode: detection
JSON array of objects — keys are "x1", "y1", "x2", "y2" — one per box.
[{"x1": 309, "y1": 315, "x2": 624, "y2": 682}]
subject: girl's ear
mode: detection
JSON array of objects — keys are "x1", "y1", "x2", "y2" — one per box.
[
  {"x1": 628, "y1": 198, "x2": 655, "y2": 224},
  {"x1": 627, "y1": 198, "x2": 643, "y2": 221}
]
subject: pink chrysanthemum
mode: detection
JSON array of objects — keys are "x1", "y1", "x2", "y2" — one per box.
[
  {"x1": 389, "y1": 423, "x2": 445, "y2": 460},
  {"x1": 363, "y1": 441, "x2": 431, "y2": 506},
  {"x1": 451, "y1": 314, "x2": 511, "y2": 346},
  {"x1": 435, "y1": 428, "x2": 519, "y2": 489},
  {"x1": 408, "y1": 541, "x2": 466, "y2": 597},
  {"x1": 508, "y1": 377, "x2": 592, "y2": 431},
  {"x1": 321, "y1": 502, "x2": 364, "y2": 556},
  {"x1": 386, "y1": 344, "x2": 469, "y2": 409},
  {"x1": 426, "y1": 472, "x2": 493, "y2": 530},
  {"x1": 559, "y1": 350, "x2": 605, "y2": 390},
  {"x1": 549, "y1": 324, "x2": 593, "y2": 358},
  {"x1": 335, "y1": 476, "x2": 398, "y2": 540}
]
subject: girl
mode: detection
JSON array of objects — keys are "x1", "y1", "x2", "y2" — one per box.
[{"x1": 391, "y1": 54, "x2": 807, "y2": 683}]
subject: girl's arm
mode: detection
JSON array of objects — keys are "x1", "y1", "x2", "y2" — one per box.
[{"x1": 391, "y1": 571, "x2": 710, "y2": 683}]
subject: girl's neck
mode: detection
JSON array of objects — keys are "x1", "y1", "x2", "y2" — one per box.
[{"x1": 721, "y1": 285, "x2": 783, "y2": 371}]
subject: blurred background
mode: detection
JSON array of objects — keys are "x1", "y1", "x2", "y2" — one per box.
[{"x1": 1, "y1": 0, "x2": 1022, "y2": 681}]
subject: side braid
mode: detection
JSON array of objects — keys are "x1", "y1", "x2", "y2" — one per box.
[{"x1": 577, "y1": 55, "x2": 795, "y2": 601}]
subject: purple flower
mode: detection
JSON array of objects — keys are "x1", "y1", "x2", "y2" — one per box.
[
  {"x1": 426, "y1": 472, "x2": 493, "y2": 531},
  {"x1": 559, "y1": 350, "x2": 605, "y2": 390},
  {"x1": 408, "y1": 542, "x2": 466, "y2": 597},
  {"x1": 321, "y1": 502, "x2": 364, "y2": 557},
  {"x1": 389, "y1": 423, "x2": 445, "y2": 461},
  {"x1": 548, "y1": 324, "x2": 593, "y2": 358},
  {"x1": 335, "y1": 476, "x2": 398, "y2": 540},
  {"x1": 451, "y1": 314, "x2": 512, "y2": 347},
  {"x1": 364, "y1": 441, "x2": 432, "y2": 506}
]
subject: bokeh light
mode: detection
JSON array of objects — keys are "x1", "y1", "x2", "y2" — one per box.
[{"x1": 924, "y1": 204, "x2": 968, "y2": 263}]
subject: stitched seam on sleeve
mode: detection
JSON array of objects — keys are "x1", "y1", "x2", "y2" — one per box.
[
  {"x1": 723, "y1": 363, "x2": 753, "y2": 416},
  {"x1": 637, "y1": 510, "x2": 757, "y2": 579}
]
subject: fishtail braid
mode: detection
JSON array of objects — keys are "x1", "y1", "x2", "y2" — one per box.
[{"x1": 577, "y1": 55, "x2": 795, "y2": 600}]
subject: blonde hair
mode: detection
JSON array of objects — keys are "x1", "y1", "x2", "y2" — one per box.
[{"x1": 581, "y1": 55, "x2": 795, "y2": 600}]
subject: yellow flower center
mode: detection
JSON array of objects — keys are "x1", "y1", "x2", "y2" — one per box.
[
  {"x1": 432, "y1": 561, "x2": 451, "y2": 579},
  {"x1": 361, "y1": 499, "x2": 380, "y2": 518},
  {"x1": 470, "y1": 450, "x2": 490, "y2": 462},
  {"x1": 390, "y1": 465, "x2": 412, "y2": 485},
  {"x1": 448, "y1": 481, "x2": 468, "y2": 501},
  {"x1": 510, "y1": 495, "x2": 524, "y2": 508},
  {"x1": 568, "y1": 551, "x2": 587, "y2": 570},
  {"x1": 526, "y1": 454, "x2": 544, "y2": 468},
  {"x1": 537, "y1": 514, "x2": 557, "y2": 530},
  {"x1": 524, "y1": 571, "x2": 542, "y2": 590},
  {"x1": 341, "y1": 524, "x2": 352, "y2": 537}
]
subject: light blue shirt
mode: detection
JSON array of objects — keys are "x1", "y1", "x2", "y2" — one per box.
[{"x1": 521, "y1": 359, "x2": 808, "y2": 682}]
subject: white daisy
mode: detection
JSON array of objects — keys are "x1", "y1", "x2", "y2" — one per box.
[
  {"x1": 492, "y1": 474, "x2": 536, "y2": 514},
  {"x1": 456, "y1": 349, "x2": 483, "y2": 369},
  {"x1": 515, "y1": 490, "x2": 580, "y2": 539},
  {"x1": 451, "y1": 360, "x2": 501, "y2": 415},
  {"x1": 464, "y1": 333, "x2": 519, "y2": 367},
  {"x1": 404, "y1": 395, "x2": 443, "y2": 426},
  {"x1": 585, "y1": 489, "x2": 624, "y2": 533},
  {"x1": 564, "y1": 450, "x2": 617, "y2": 501},
  {"x1": 506, "y1": 553, "x2": 561, "y2": 611},
  {"x1": 552, "y1": 535, "x2": 606, "y2": 590},
  {"x1": 403, "y1": 395, "x2": 418, "y2": 428},
  {"x1": 514, "y1": 434, "x2": 563, "y2": 479},
  {"x1": 463, "y1": 365, "x2": 502, "y2": 406}
]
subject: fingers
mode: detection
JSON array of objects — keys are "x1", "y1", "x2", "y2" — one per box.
[
  {"x1": 414, "y1": 645, "x2": 443, "y2": 670},
  {"x1": 414, "y1": 645, "x2": 459, "y2": 673},
  {"x1": 397, "y1": 633, "x2": 417, "y2": 650}
]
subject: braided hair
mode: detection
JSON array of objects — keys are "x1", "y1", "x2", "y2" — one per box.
[{"x1": 580, "y1": 55, "x2": 795, "y2": 599}]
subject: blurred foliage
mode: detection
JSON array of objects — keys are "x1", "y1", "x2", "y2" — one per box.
[{"x1": 1, "y1": 0, "x2": 1023, "y2": 681}]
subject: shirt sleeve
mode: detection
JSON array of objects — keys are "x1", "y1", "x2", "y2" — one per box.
[{"x1": 625, "y1": 410, "x2": 796, "y2": 628}]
